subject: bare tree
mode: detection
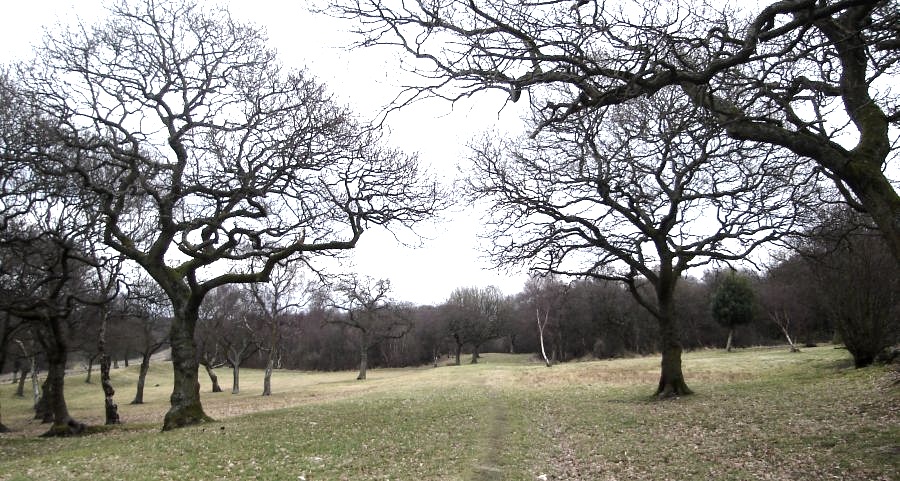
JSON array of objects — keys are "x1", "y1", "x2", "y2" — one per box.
[
  {"x1": 523, "y1": 275, "x2": 568, "y2": 367},
  {"x1": 468, "y1": 89, "x2": 809, "y2": 396},
  {"x1": 248, "y1": 263, "x2": 310, "y2": 396},
  {"x1": 195, "y1": 291, "x2": 229, "y2": 394},
  {"x1": 444, "y1": 286, "x2": 506, "y2": 365},
  {"x1": 328, "y1": 276, "x2": 412, "y2": 380},
  {"x1": 121, "y1": 278, "x2": 171, "y2": 405},
  {"x1": 759, "y1": 253, "x2": 818, "y2": 351},
  {"x1": 23, "y1": 0, "x2": 440, "y2": 430},
  {"x1": 1, "y1": 71, "x2": 109, "y2": 433},
  {"x1": 0, "y1": 312, "x2": 25, "y2": 388},
  {"x1": 0, "y1": 225, "x2": 99, "y2": 435},
  {"x1": 330, "y1": 0, "x2": 900, "y2": 263},
  {"x1": 83, "y1": 257, "x2": 125, "y2": 425},
  {"x1": 12, "y1": 338, "x2": 40, "y2": 404},
  {"x1": 794, "y1": 208, "x2": 899, "y2": 367},
  {"x1": 199, "y1": 286, "x2": 258, "y2": 395}
]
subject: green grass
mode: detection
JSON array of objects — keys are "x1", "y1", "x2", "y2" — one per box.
[{"x1": 0, "y1": 346, "x2": 897, "y2": 480}]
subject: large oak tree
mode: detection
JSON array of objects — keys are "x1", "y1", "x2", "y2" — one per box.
[
  {"x1": 468, "y1": 89, "x2": 811, "y2": 396},
  {"x1": 330, "y1": 0, "x2": 900, "y2": 263},
  {"x1": 23, "y1": 0, "x2": 440, "y2": 429}
]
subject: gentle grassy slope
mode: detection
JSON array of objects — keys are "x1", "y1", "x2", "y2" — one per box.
[{"x1": 0, "y1": 346, "x2": 897, "y2": 480}]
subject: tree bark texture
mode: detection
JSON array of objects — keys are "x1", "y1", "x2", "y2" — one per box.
[
  {"x1": 131, "y1": 352, "x2": 152, "y2": 404},
  {"x1": 231, "y1": 364, "x2": 240, "y2": 394},
  {"x1": 41, "y1": 345, "x2": 85, "y2": 436},
  {"x1": 100, "y1": 354, "x2": 120, "y2": 425},
  {"x1": 725, "y1": 329, "x2": 734, "y2": 353},
  {"x1": 656, "y1": 311, "x2": 692, "y2": 398},
  {"x1": 34, "y1": 377, "x2": 51, "y2": 422},
  {"x1": 97, "y1": 312, "x2": 120, "y2": 424},
  {"x1": 162, "y1": 314, "x2": 211, "y2": 431}
]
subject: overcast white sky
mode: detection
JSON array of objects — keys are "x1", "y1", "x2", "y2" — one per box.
[{"x1": 0, "y1": 1, "x2": 532, "y2": 306}]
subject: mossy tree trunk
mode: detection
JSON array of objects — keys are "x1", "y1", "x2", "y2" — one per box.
[
  {"x1": 41, "y1": 326, "x2": 85, "y2": 437},
  {"x1": 162, "y1": 303, "x2": 212, "y2": 431},
  {"x1": 656, "y1": 294, "x2": 693, "y2": 399},
  {"x1": 654, "y1": 283, "x2": 692, "y2": 399}
]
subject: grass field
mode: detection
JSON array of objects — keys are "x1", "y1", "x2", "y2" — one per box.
[{"x1": 0, "y1": 346, "x2": 897, "y2": 480}]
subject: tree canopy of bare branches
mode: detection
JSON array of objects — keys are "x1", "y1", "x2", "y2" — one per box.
[
  {"x1": 444, "y1": 285, "x2": 507, "y2": 365},
  {"x1": 328, "y1": 276, "x2": 412, "y2": 380},
  {"x1": 329, "y1": 0, "x2": 900, "y2": 262},
  {"x1": 18, "y1": 0, "x2": 441, "y2": 430},
  {"x1": 468, "y1": 87, "x2": 812, "y2": 396}
]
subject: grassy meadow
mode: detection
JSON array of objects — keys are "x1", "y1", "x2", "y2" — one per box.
[{"x1": 0, "y1": 346, "x2": 897, "y2": 480}]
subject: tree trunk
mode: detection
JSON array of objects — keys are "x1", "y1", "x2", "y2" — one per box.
[
  {"x1": 96, "y1": 312, "x2": 120, "y2": 424},
  {"x1": 773, "y1": 312, "x2": 801, "y2": 353},
  {"x1": 231, "y1": 362, "x2": 240, "y2": 394},
  {"x1": 840, "y1": 152, "x2": 900, "y2": 266},
  {"x1": 30, "y1": 363, "x2": 41, "y2": 413},
  {"x1": 34, "y1": 377, "x2": 52, "y2": 422},
  {"x1": 262, "y1": 350, "x2": 274, "y2": 396},
  {"x1": 162, "y1": 313, "x2": 211, "y2": 431},
  {"x1": 10, "y1": 368, "x2": 18, "y2": 385},
  {"x1": 725, "y1": 328, "x2": 734, "y2": 353},
  {"x1": 537, "y1": 310, "x2": 552, "y2": 368},
  {"x1": 123, "y1": 352, "x2": 129, "y2": 368},
  {"x1": 262, "y1": 316, "x2": 279, "y2": 396},
  {"x1": 357, "y1": 344, "x2": 368, "y2": 380},
  {"x1": 202, "y1": 362, "x2": 223, "y2": 393},
  {"x1": 15, "y1": 367, "x2": 27, "y2": 397},
  {"x1": 0, "y1": 399, "x2": 9, "y2": 433},
  {"x1": 42, "y1": 344, "x2": 85, "y2": 437},
  {"x1": 470, "y1": 344, "x2": 480, "y2": 364},
  {"x1": 655, "y1": 294, "x2": 692, "y2": 398},
  {"x1": 100, "y1": 354, "x2": 120, "y2": 425},
  {"x1": 84, "y1": 354, "x2": 96, "y2": 384},
  {"x1": 131, "y1": 352, "x2": 152, "y2": 404},
  {"x1": 453, "y1": 335, "x2": 462, "y2": 366}
]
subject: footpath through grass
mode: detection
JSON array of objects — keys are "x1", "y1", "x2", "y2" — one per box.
[{"x1": 0, "y1": 346, "x2": 897, "y2": 480}]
